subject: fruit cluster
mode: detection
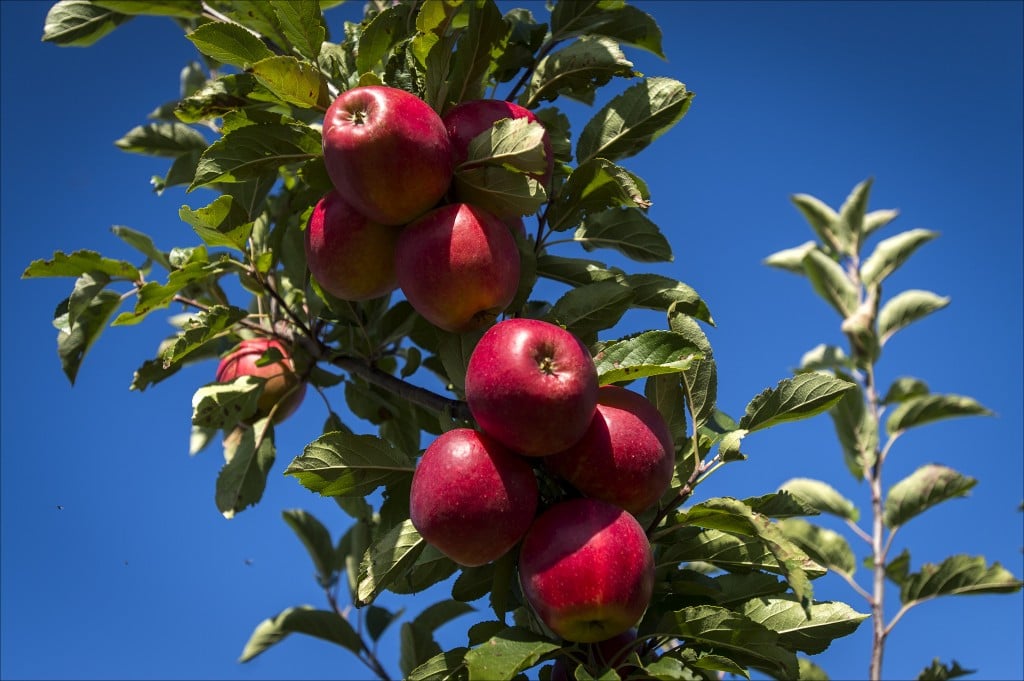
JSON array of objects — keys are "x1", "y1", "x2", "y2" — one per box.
[
  {"x1": 411, "y1": 317, "x2": 676, "y2": 644},
  {"x1": 307, "y1": 85, "x2": 548, "y2": 333}
]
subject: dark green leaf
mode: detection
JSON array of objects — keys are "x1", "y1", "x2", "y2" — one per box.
[
  {"x1": 900, "y1": 554, "x2": 1022, "y2": 605},
  {"x1": 628, "y1": 274, "x2": 713, "y2": 324},
  {"x1": 776, "y1": 518, "x2": 856, "y2": 577},
  {"x1": 110, "y1": 225, "x2": 172, "y2": 270},
  {"x1": 861, "y1": 228, "x2": 938, "y2": 287},
  {"x1": 545, "y1": 279, "x2": 633, "y2": 338},
  {"x1": 739, "y1": 596, "x2": 868, "y2": 655},
  {"x1": 436, "y1": 328, "x2": 484, "y2": 395},
  {"x1": 189, "y1": 123, "x2": 321, "y2": 190},
  {"x1": 886, "y1": 548, "x2": 912, "y2": 588},
  {"x1": 23, "y1": 250, "x2": 139, "y2": 280},
  {"x1": 917, "y1": 658, "x2": 976, "y2": 680},
  {"x1": 452, "y1": 563, "x2": 496, "y2": 603},
  {"x1": 357, "y1": 519, "x2": 426, "y2": 606},
  {"x1": 112, "y1": 260, "x2": 233, "y2": 326},
  {"x1": 878, "y1": 289, "x2": 950, "y2": 345},
  {"x1": 175, "y1": 73, "x2": 261, "y2": 123},
  {"x1": 645, "y1": 374, "x2": 687, "y2": 454},
  {"x1": 179, "y1": 195, "x2": 254, "y2": 252},
  {"x1": 828, "y1": 377, "x2": 877, "y2": 480},
  {"x1": 886, "y1": 394, "x2": 992, "y2": 435},
  {"x1": 270, "y1": 0, "x2": 325, "y2": 61},
  {"x1": 250, "y1": 55, "x2": 330, "y2": 108},
  {"x1": 549, "y1": 158, "x2": 649, "y2": 232},
  {"x1": 593, "y1": 329, "x2": 703, "y2": 385},
  {"x1": 187, "y1": 21, "x2": 275, "y2": 68},
  {"x1": 238, "y1": 606, "x2": 361, "y2": 662},
  {"x1": 223, "y1": 1, "x2": 289, "y2": 52},
  {"x1": 365, "y1": 605, "x2": 404, "y2": 642},
  {"x1": 463, "y1": 627, "x2": 560, "y2": 681},
  {"x1": 535, "y1": 254, "x2": 622, "y2": 287},
  {"x1": 216, "y1": 419, "x2": 276, "y2": 518},
  {"x1": 465, "y1": 118, "x2": 550, "y2": 177},
  {"x1": 191, "y1": 376, "x2": 262, "y2": 429},
  {"x1": 409, "y1": 647, "x2": 470, "y2": 681},
  {"x1": 42, "y1": 0, "x2": 130, "y2": 46},
  {"x1": 445, "y1": 0, "x2": 506, "y2": 106},
  {"x1": 386, "y1": 543, "x2": 459, "y2": 596},
  {"x1": 550, "y1": 1, "x2": 664, "y2": 58},
  {"x1": 521, "y1": 36, "x2": 635, "y2": 109},
  {"x1": 115, "y1": 122, "x2": 208, "y2": 157},
  {"x1": 577, "y1": 77, "x2": 692, "y2": 165},
  {"x1": 667, "y1": 308, "x2": 718, "y2": 428},
  {"x1": 160, "y1": 305, "x2": 246, "y2": 367},
  {"x1": 740, "y1": 373, "x2": 856, "y2": 433},
  {"x1": 884, "y1": 464, "x2": 978, "y2": 528},
  {"x1": 402, "y1": 621, "x2": 443, "y2": 679},
  {"x1": 575, "y1": 207, "x2": 672, "y2": 262},
  {"x1": 284, "y1": 431, "x2": 415, "y2": 498},
  {"x1": 67, "y1": 272, "x2": 110, "y2": 331},
  {"x1": 282, "y1": 509, "x2": 336, "y2": 586},
  {"x1": 778, "y1": 478, "x2": 859, "y2": 522},
  {"x1": 453, "y1": 167, "x2": 547, "y2": 218},
  {"x1": 743, "y1": 491, "x2": 820, "y2": 519},
  {"x1": 357, "y1": 2, "x2": 415, "y2": 75},
  {"x1": 92, "y1": 1, "x2": 201, "y2": 17},
  {"x1": 54, "y1": 290, "x2": 122, "y2": 384}
]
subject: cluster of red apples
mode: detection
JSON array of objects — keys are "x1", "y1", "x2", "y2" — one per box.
[
  {"x1": 306, "y1": 85, "x2": 548, "y2": 333},
  {"x1": 411, "y1": 317, "x2": 676, "y2": 645}
]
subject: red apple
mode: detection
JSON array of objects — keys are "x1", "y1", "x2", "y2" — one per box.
[
  {"x1": 465, "y1": 318, "x2": 597, "y2": 457},
  {"x1": 443, "y1": 99, "x2": 553, "y2": 186},
  {"x1": 519, "y1": 498, "x2": 655, "y2": 643},
  {"x1": 215, "y1": 338, "x2": 306, "y2": 423},
  {"x1": 545, "y1": 385, "x2": 675, "y2": 515},
  {"x1": 304, "y1": 190, "x2": 400, "y2": 301},
  {"x1": 395, "y1": 203, "x2": 520, "y2": 333},
  {"x1": 322, "y1": 85, "x2": 453, "y2": 226},
  {"x1": 409, "y1": 428, "x2": 538, "y2": 567}
]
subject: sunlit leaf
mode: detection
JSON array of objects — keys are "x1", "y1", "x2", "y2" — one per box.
[
  {"x1": 739, "y1": 372, "x2": 855, "y2": 433},
  {"x1": 190, "y1": 123, "x2": 321, "y2": 190},
  {"x1": 42, "y1": 0, "x2": 131, "y2": 46},
  {"x1": 878, "y1": 289, "x2": 950, "y2": 345},
  {"x1": 861, "y1": 228, "x2": 938, "y2": 287},
  {"x1": 270, "y1": 0, "x2": 325, "y2": 61},
  {"x1": 463, "y1": 627, "x2": 559, "y2": 681},
  {"x1": 886, "y1": 393, "x2": 992, "y2": 435},
  {"x1": 357, "y1": 519, "x2": 426, "y2": 606},
  {"x1": 778, "y1": 478, "x2": 859, "y2": 522},
  {"x1": 250, "y1": 56, "x2": 331, "y2": 109},
  {"x1": 187, "y1": 21, "x2": 275, "y2": 67},
  {"x1": 777, "y1": 518, "x2": 856, "y2": 576},
  {"x1": 764, "y1": 241, "x2": 816, "y2": 274},
  {"x1": 179, "y1": 195, "x2": 254, "y2": 252},
  {"x1": 801, "y1": 247, "x2": 858, "y2": 317},
  {"x1": 23, "y1": 250, "x2": 139, "y2": 280},
  {"x1": 739, "y1": 596, "x2": 868, "y2": 655},
  {"x1": 593, "y1": 329, "x2": 703, "y2": 385},
  {"x1": 284, "y1": 431, "x2": 415, "y2": 498}
]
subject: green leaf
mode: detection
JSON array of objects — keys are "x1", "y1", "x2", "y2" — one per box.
[
  {"x1": 645, "y1": 374, "x2": 688, "y2": 455},
  {"x1": 743, "y1": 491, "x2": 820, "y2": 519},
  {"x1": 667, "y1": 308, "x2": 718, "y2": 428},
  {"x1": 284, "y1": 431, "x2": 415, "y2": 498},
  {"x1": 740, "y1": 372, "x2": 856, "y2": 433},
  {"x1": 53, "y1": 290, "x2": 122, "y2": 384},
  {"x1": 282, "y1": 509, "x2": 337, "y2": 586},
  {"x1": 187, "y1": 21, "x2": 275, "y2": 68},
  {"x1": 238, "y1": 606, "x2": 361, "y2": 662},
  {"x1": 114, "y1": 122, "x2": 208, "y2": 157},
  {"x1": 545, "y1": 279, "x2": 633, "y2": 338},
  {"x1": 465, "y1": 118, "x2": 550, "y2": 177},
  {"x1": 409, "y1": 648, "x2": 470, "y2": 681},
  {"x1": 453, "y1": 167, "x2": 547, "y2": 218},
  {"x1": 402, "y1": 621, "x2": 442, "y2": 679},
  {"x1": 577, "y1": 77, "x2": 692, "y2": 166},
  {"x1": 67, "y1": 272, "x2": 110, "y2": 332},
  {"x1": 23, "y1": 250, "x2": 139, "y2": 280},
  {"x1": 415, "y1": 600, "x2": 476, "y2": 633},
  {"x1": 191, "y1": 376, "x2": 262, "y2": 429},
  {"x1": 160, "y1": 305, "x2": 246, "y2": 368},
  {"x1": 549, "y1": 158, "x2": 649, "y2": 232},
  {"x1": 627, "y1": 274, "x2": 713, "y2": 324},
  {"x1": 189, "y1": 123, "x2": 321, "y2": 190},
  {"x1": 593, "y1": 329, "x2": 703, "y2": 385},
  {"x1": 917, "y1": 658, "x2": 976, "y2": 680},
  {"x1": 884, "y1": 464, "x2": 977, "y2": 528},
  {"x1": 885, "y1": 548, "x2": 912, "y2": 588},
  {"x1": 92, "y1": 1, "x2": 201, "y2": 17},
  {"x1": 112, "y1": 260, "x2": 232, "y2": 326},
  {"x1": 535, "y1": 254, "x2": 622, "y2": 287},
  {"x1": 861, "y1": 228, "x2": 938, "y2": 287},
  {"x1": 828, "y1": 377, "x2": 878, "y2": 480},
  {"x1": 659, "y1": 526, "x2": 825, "y2": 579},
  {"x1": 798, "y1": 656, "x2": 831, "y2": 680},
  {"x1": 790, "y1": 193, "x2": 841, "y2": 255},
  {"x1": 452, "y1": 564, "x2": 496, "y2": 603},
  {"x1": 797, "y1": 344, "x2": 853, "y2": 374},
  {"x1": 835, "y1": 177, "x2": 873, "y2": 254},
  {"x1": 550, "y1": 1, "x2": 664, "y2": 58},
  {"x1": 886, "y1": 393, "x2": 992, "y2": 435},
  {"x1": 575, "y1": 207, "x2": 673, "y2": 262},
  {"x1": 900, "y1": 554, "x2": 1022, "y2": 606},
  {"x1": 778, "y1": 478, "x2": 859, "y2": 522},
  {"x1": 179, "y1": 195, "x2": 254, "y2": 252},
  {"x1": 175, "y1": 73, "x2": 261, "y2": 123},
  {"x1": 42, "y1": 0, "x2": 130, "y2": 46},
  {"x1": 777, "y1": 518, "x2": 857, "y2": 576},
  {"x1": 435, "y1": 328, "x2": 483, "y2": 395},
  {"x1": 445, "y1": 0, "x2": 506, "y2": 106},
  {"x1": 882, "y1": 376, "x2": 930, "y2": 404},
  {"x1": 250, "y1": 56, "x2": 330, "y2": 109},
  {"x1": 763, "y1": 241, "x2": 816, "y2": 274},
  {"x1": 801, "y1": 247, "x2": 858, "y2": 317},
  {"x1": 863, "y1": 208, "x2": 900, "y2": 240},
  {"x1": 110, "y1": 226, "x2": 171, "y2": 270},
  {"x1": 224, "y1": 1, "x2": 289, "y2": 50},
  {"x1": 739, "y1": 596, "x2": 868, "y2": 655},
  {"x1": 216, "y1": 419, "x2": 276, "y2": 518},
  {"x1": 357, "y1": 2, "x2": 415, "y2": 75},
  {"x1": 357, "y1": 519, "x2": 426, "y2": 606},
  {"x1": 521, "y1": 36, "x2": 635, "y2": 109},
  {"x1": 657, "y1": 605, "x2": 797, "y2": 679},
  {"x1": 386, "y1": 544, "x2": 459, "y2": 596},
  {"x1": 676, "y1": 498, "x2": 820, "y2": 613},
  {"x1": 270, "y1": 0, "x2": 325, "y2": 61},
  {"x1": 365, "y1": 605, "x2": 404, "y2": 642},
  {"x1": 878, "y1": 289, "x2": 950, "y2": 345},
  {"x1": 463, "y1": 627, "x2": 560, "y2": 681}
]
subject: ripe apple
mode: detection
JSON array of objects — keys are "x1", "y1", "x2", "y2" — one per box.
[
  {"x1": 545, "y1": 385, "x2": 675, "y2": 515},
  {"x1": 465, "y1": 318, "x2": 597, "y2": 457},
  {"x1": 550, "y1": 630, "x2": 642, "y2": 681},
  {"x1": 519, "y1": 498, "x2": 655, "y2": 643},
  {"x1": 409, "y1": 428, "x2": 538, "y2": 567},
  {"x1": 322, "y1": 85, "x2": 453, "y2": 226},
  {"x1": 215, "y1": 338, "x2": 306, "y2": 423},
  {"x1": 304, "y1": 190, "x2": 400, "y2": 301},
  {"x1": 395, "y1": 203, "x2": 520, "y2": 333},
  {"x1": 443, "y1": 98, "x2": 553, "y2": 186}
]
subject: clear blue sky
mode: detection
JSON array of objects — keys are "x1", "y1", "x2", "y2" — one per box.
[{"x1": 2, "y1": 1, "x2": 1021, "y2": 680}]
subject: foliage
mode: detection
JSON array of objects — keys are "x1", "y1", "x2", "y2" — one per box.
[
  {"x1": 766, "y1": 179, "x2": 1022, "y2": 679},
  {"x1": 26, "y1": 1, "x2": 883, "y2": 679}
]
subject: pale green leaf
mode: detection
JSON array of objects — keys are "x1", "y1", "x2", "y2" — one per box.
[
  {"x1": 861, "y1": 228, "x2": 938, "y2": 287},
  {"x1": 886, "y1": 393, "x2": 992, "y2": 435},
  {"x1": 835, "y1": 177, "x2": 873, "y2": 254},
  {"x1": 884, "y1": 464, "x2": 977, "y2": 528},
  {"x1": 463, "y1": 627, "x2": 559, "y2": 681},
  {"x1": 739, "y1": 596, "x2": 868, "y2": 655},
  {"x1": 187, "y1": 21, "x2": 275, "y2": 67},
  {"x1": 250, "y1": 56, "x2": 330, "y2": 109},
  {"x1": 777, "y1": 518, "x2": 857, "y2": 576},
  {"x1": 191, "y1": 376, "x2": 262, "y2": 429},
  {"x1": 42, "y1": 0, "x2": 130, "y2": 46},
  {"x1": 179, "y1": 195, "x2": 254, "y2": 252},
  {"x1": 23, "y1": 250, "x2": 139, "y2": 280},
  {"x1": 790, "y1": 193, "x2": 841, "y2": 255},
  {"x1": 779, "y1": 478, "x2": 859, "y2": 522},
  {"x1": 465, "y1": 118, "x2": 550, "y2": 176},
  {"x1": 764, "y1": 241, "x2": 816, "y2": 274},
  {"x1": 801, "y1": 247, "x2": 858, "y2": 317},
  {"x1": 882, "y1": 376, "x2": 930, "y2": 404},
  {"x1": 878, "y1": 289, "x2": 950, "y2": 345},
  {"x1": 660, "y1": 527, "x2": 826, "y2": 580}
]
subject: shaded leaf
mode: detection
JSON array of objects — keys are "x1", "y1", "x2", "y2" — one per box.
[
  {"x1": 884, "y1": 464, "x2": 977, "y2": 528},
  {"x1": 408, "y1": 647, "x2": 470, "y2": 681},
  {"x1": 42, "y1": 0, "x2": 130, "y2": 46},
  {"x1": 93, "y1": 0, "x2": 201, "y2": 16},
  {"x1": 535, "y1": 253, "x2": 622, "y2": 287},
  {"x1": 284, "y1": 431, "x2": 415, "y2": 498},
  {"x1": 882, "y1": 376, "x2": 930, "y2": 404},
  {"x1": 357, "y1": 519, "x2": 426, "y2": 606},
  {"x1": 660, "y1": 527, "x2": 826, "y2": 580},
  {"x1": 191, "y1": 376, "x2": 262, "y2": 429},
  {"x1": 54, "y1": 290, "x2": 122, "y2": 384},
  {"x1": 445, "y1": 0, "x2": 506, "y2": 106},
  {"x1": 743, "y1": 491, "x2": 820, "y2": 519},
  {"x1": 282, "y1": 509, "x2": 336, "y2": 586},
  {"x1": 239, "y1": 606, "x2": 361, "y2": 662},
  {"x1": 112, "y1": 260, "x2": 233, "y2": 326},
  {"x1": 545, "y1": 279, "x2": 633, "y2": 338},
  {"x1": 917, "y1": 658, "x2": 976, "y2": 680},
  {"x1": 900, "y1": 554, "x2": 1022, "y2": 605},
  {"x1": 886, "y1": 394, "x2": 992, "y2": 435},
  {"x1": 160, "y1": 305, "x2": 246, "y2": 367},
  {"x1": 778, "y1": 478, "x2": 859, "y2": 522},
  {"x1": 628, "y1": 274, "x2": 713, "y2": 324},
  {"x1": 549, "y1": 158, "x2": 649, "y2": 232},
  {"x1": 740, "y1": 373, "x2": 855, "y2": 433},
  {"x1": 777, "y1": 518, "x2": 856, "y2": 577},
  {"x1": 828, "y1": 376, "x2": 877, "y2": 479},
  {"x1": 453, "y1": 167, "x2": 547, "y2": 218},
  {"x1": 667, "y1": 308, "x2": 717, "y2": 429},
  {"x1": 270, "y1": 0, "x2": 325, "y2": 61},
  {"x1": 521, "y1": 36, "x2": 635, "y2": 108},
  {"x1": 801, "y1": 247, "x2": 858, "y2": 317},
  {"x1": 115, "y1": 122, "x2": 208, "y2": 157},
  {"x1": 575, "y1": 207, "x2": 673, "y2": 262},
  {"x1": 550, "y1": 1, "x2": 664, "y2": 57},
  {"x1": 463, "y1": 627, "x2": 560, "y2": 681},
  {"x1": 216, "y1": 419, "x2": 275, "y2": 518},
  {"x1": 357, "y1": 2, "x2": 415, "y2": 75},
  {"x1": 878, "y1": 289, "x2": 950, "y2": 345}
]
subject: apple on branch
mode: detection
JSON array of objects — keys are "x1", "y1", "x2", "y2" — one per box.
[{"x1": 215, "y1": 338, "x2": 306, "y2": 424}]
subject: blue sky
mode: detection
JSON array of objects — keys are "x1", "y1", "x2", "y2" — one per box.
[{"x1": 2, "y1": 1, "x2": 1021, "y2": 680}]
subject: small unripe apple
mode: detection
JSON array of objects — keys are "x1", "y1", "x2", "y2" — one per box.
[
  {"x1": 410, "y1": 428, "x2": 538, "y2": 567},
  {"x1": 215, "y1": 338, "x2": 306, "y2": 423},
  {"x1": 465, "y1": 318, "x2": 597, "y2": 457},
  {"x1": 322, "y1": 85, "x2": 453, "y2": 225},
  {"x1": 545, "y1": 385, "x2": 675, "y2": 514},
  {"x1": 304, "y1": 190, "x2": 400, "y2": 301},
  {"x1": 395, "y1": 203, "x2": 520, "y2": 333},
  {"x1": 519, "y1": 498, "x2": 655, "y2": 643}
]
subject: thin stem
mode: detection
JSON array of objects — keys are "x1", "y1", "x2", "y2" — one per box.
[
  {"x1": 864, "y1": 362, "x2": 887, "y2": 681},
  {"x1": 837, "y1": 569, "x2": 874, "y2": 603},
  {"x1": 845, "y1": 517, "x2": 874, "y2": 545}
]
